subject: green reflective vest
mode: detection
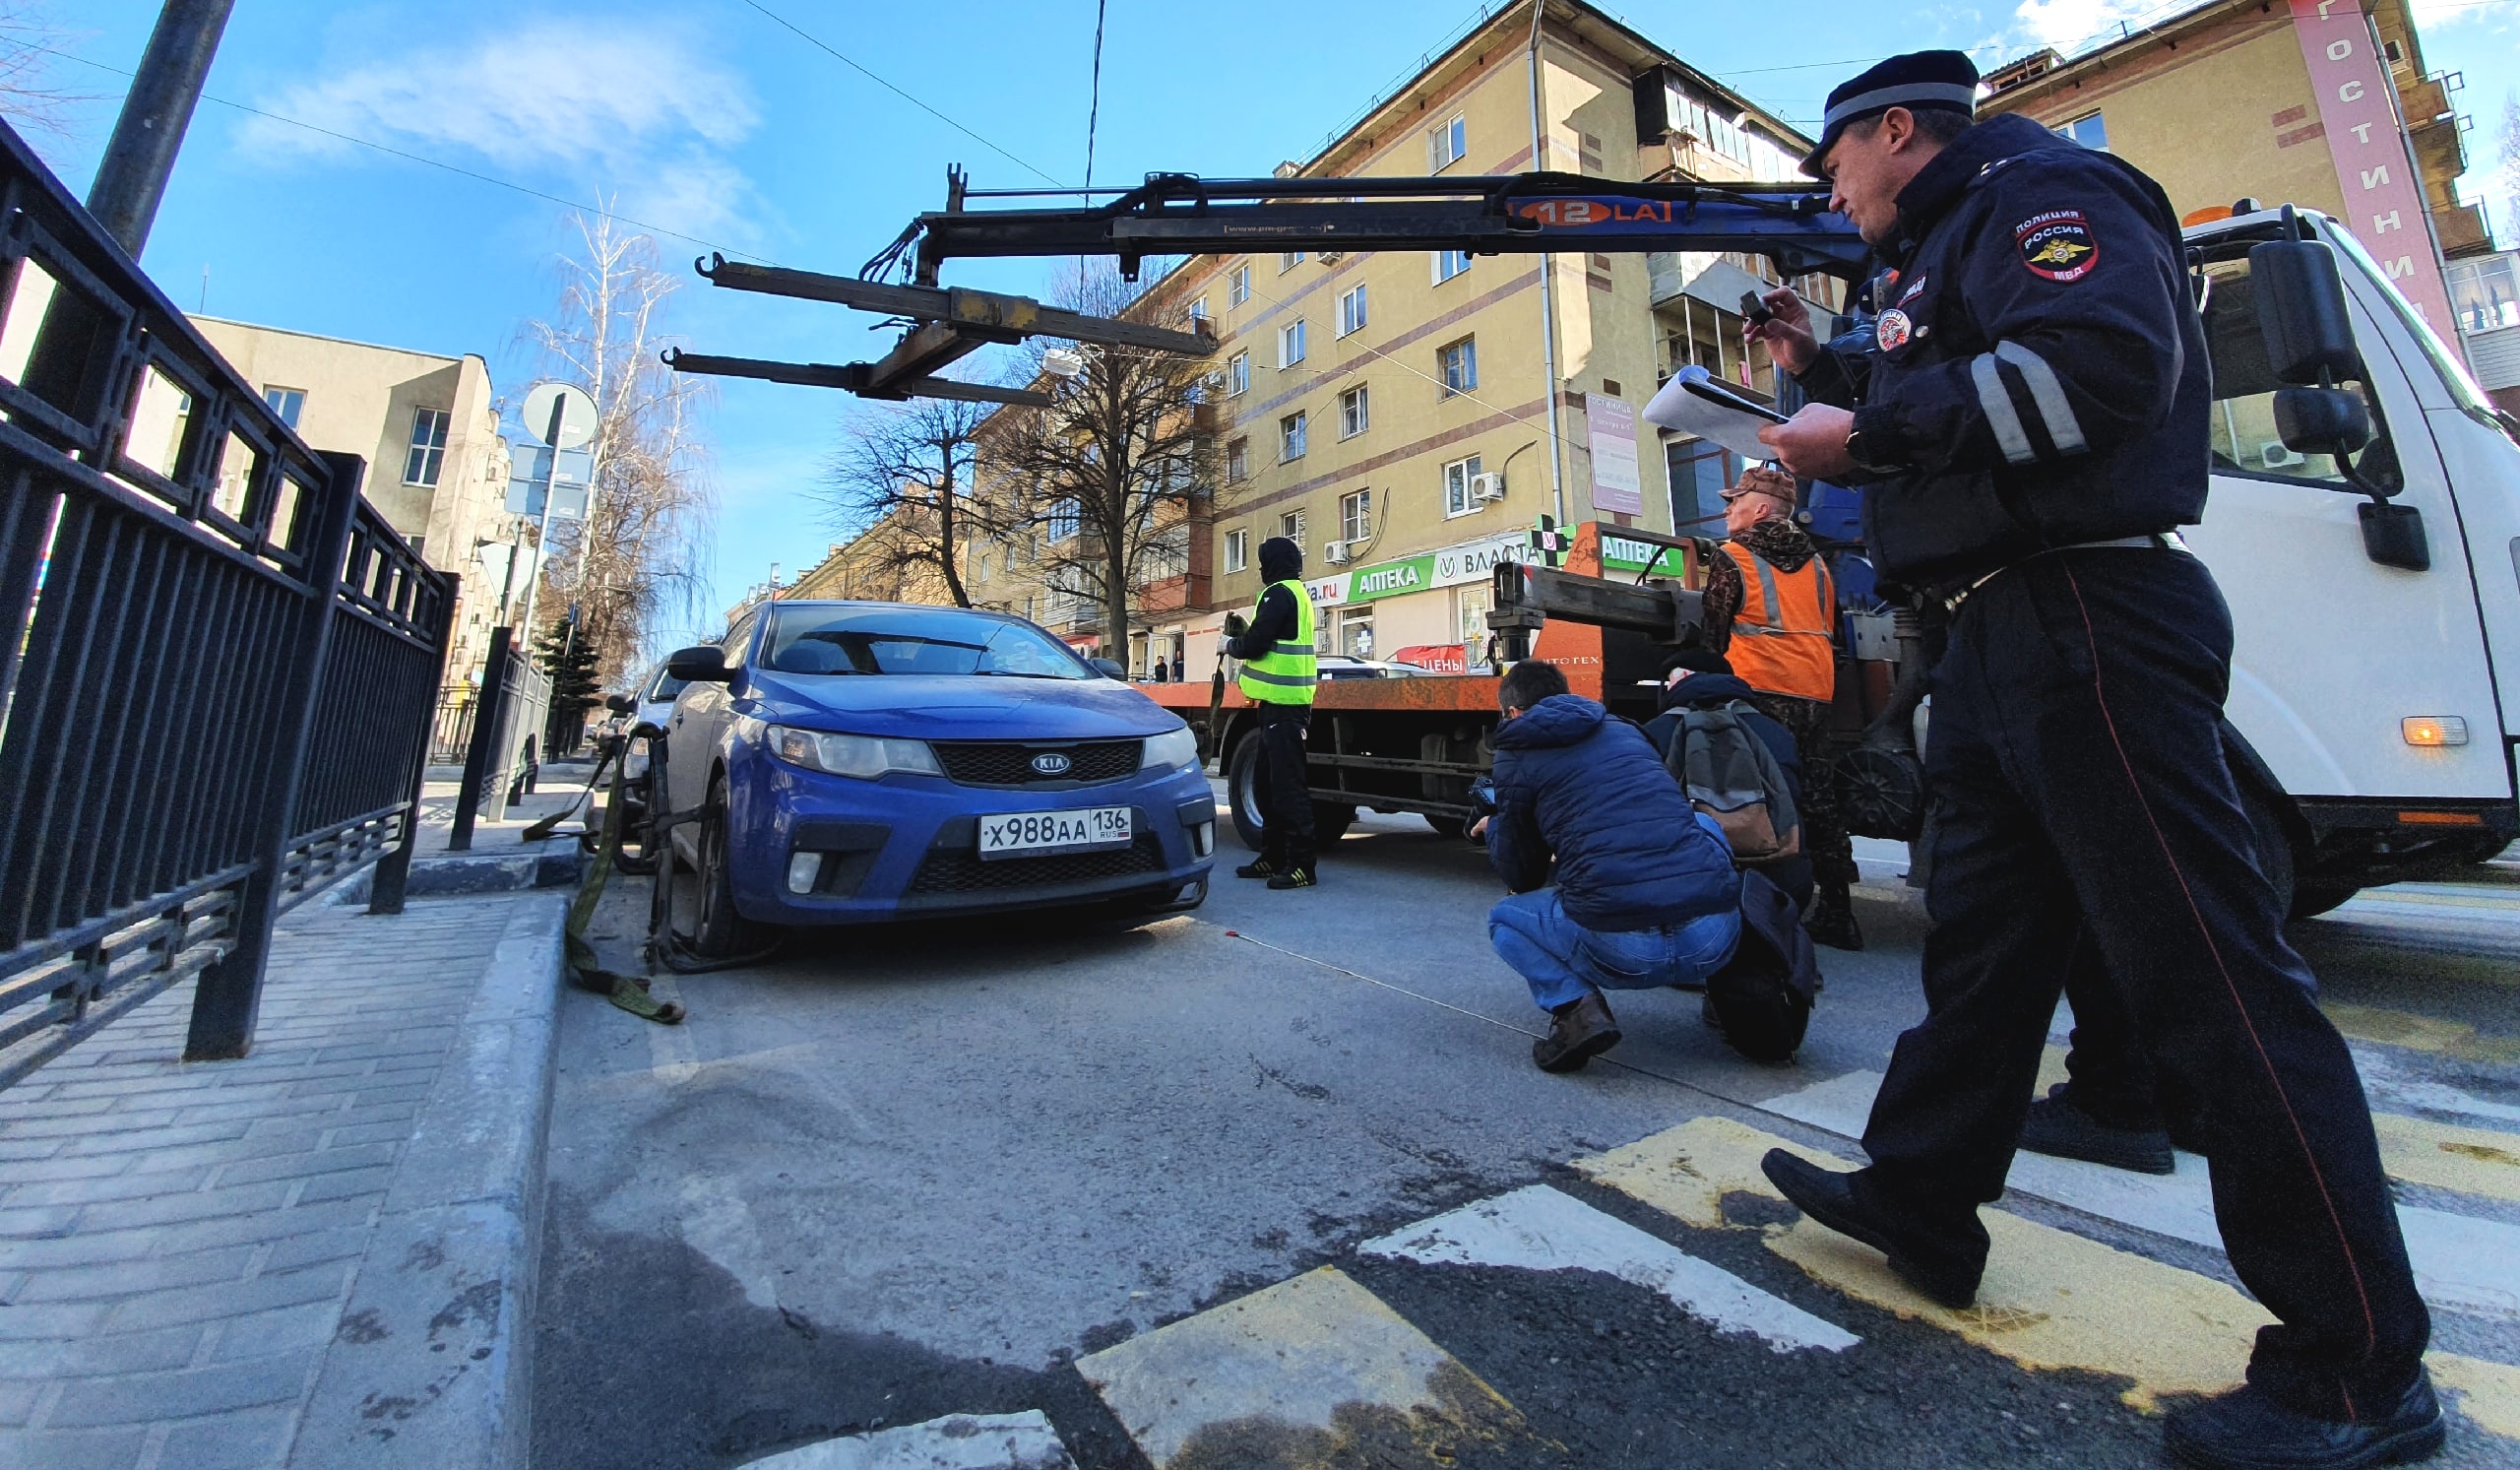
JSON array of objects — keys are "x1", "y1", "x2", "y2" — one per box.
[{"x1": 1236, "y1": 579, "x2": 1318, "y2": 705}]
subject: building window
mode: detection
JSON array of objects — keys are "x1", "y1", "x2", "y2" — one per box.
[
  {"x1": 1048, "y1": 497, "x2": 1081, "y2": 541},
  {"x1": 1433, "y1": 248, "x2": 1473, "y2": 284},
  {"x1": 263, "y1": 386, "x2": 305, "y2": 430},
  {"x1": 1428, "y1": 114, "x2": 1467, "y2": 171},
  {"x1": 1337, "y1": 284, "x2": 1367, "y2": 337},
  {"x1": 1229, "y1": 265, "x2": 1250, "y2": 305},
  {"x1": 1189, "y1": 296, "x2": 1209, "y2": 324},
  {"x1": 1226, "y1": 436, "x2": 1249, "y2": 482},
  {"x1": 1443, "y1": 454, "x2": 1484, "y2": 517},
  {"x1": 1280, "y1": 250, "x2": 1305, "y2": 274},
  {"x1": 2057, "y1": 111, "x2": 2108, "y2": 151},
  {"x1": 1228, "y1": 352, "x2": 1249, "y2": 396},
  {"x1": 977, "y1": 555, "x2": 990, "y2": 582},
  {"x1": 1224, "y1": 528, "x2": 1249, "y2": 573},
  {"x1": 403, "y1": 407, "x2": 450, "y2": 486},
  {"x1": 1280, "y1": 411, "x2": 1307, "y2": 461},
  {"x1": 1279, "y1": 509, "x2": 1305, "y2": 547},
  {"x1": 1668, "y1": 437, "x2": 1745, "y2": 531},
  {"x1": 1578, "y1": 131, "x2": 1604, "y2": 174},
  {"x1": 1339, "y1": 384, "x2": 1369, "y2": 438},
  {"x1": 1279, "y1": 319, "x2": 1307, "y2": 368},
  {"x1": 1340, "y1": 487, "x2": 1371, "y2": 544},
  {"x1": 1438, "y1": 337, "x2": 1478, "y2": 396}
]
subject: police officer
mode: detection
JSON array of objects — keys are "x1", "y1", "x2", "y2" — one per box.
[
  {"x1": 1223, "y1": 536, "x2": 1319, "y2": 889},
  {"x1": 1750, "y1": 52, "x2": 2438, "y2": 1469},
  {"x1": 1704, "y1": 466, "x2": 1861, "y2": 949}
]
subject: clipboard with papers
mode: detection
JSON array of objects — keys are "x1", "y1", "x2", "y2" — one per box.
[{"x1": 1642, "y1": 364, "x2": 1789, "y2": 461}]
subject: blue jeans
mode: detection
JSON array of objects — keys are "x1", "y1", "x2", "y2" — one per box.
[{"x1": 1489, "y1": 887, "x2": 1742, "y2": 1013}]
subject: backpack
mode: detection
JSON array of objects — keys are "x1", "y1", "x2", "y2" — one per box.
[
  {"x1": 1665, "y1": 701, "x2": 1801, "y2": 864},
  {"x1": 1703, "y1": 868, "x2": 1821, "y2": 1063}
]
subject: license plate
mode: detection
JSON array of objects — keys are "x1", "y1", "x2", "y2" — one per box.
[{"x1": 977, "y1": 806, "x2": 1133, "y2": 860}]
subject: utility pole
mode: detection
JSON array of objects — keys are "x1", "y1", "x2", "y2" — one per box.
[{"x1": 87, "y1": 0, "x2": 237, "y2": 258}]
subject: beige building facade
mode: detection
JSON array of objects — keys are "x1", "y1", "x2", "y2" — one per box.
[
  {"x1": 974, "y1": 0, "x2": 1835, "y2": 675},
  {"x1": 190, "y1": 318, "x2": 516, "y2": 678}
]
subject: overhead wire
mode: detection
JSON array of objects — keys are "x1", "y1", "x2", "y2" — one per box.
[{"x1": 1083, "y1": 0, "x2": 1110, "y2": 196}]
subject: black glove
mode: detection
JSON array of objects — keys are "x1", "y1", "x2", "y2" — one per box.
[
  {"x1": 1223, "y1": 611, "x2": 1248, "y2": 638},
  {"x1": 1464, "y1": 777, "x2": 1498, "y2": 842}
]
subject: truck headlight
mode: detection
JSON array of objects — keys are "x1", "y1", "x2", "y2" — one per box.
[
  {"x1": 768, "y1": 725, "x2": 942, "y2": 779},
  {"x1": 1143, "y1": 725, "x2": 1200, "y2": 773}
]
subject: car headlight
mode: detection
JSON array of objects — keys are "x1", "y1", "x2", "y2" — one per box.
[
  {"x1": 1143, "y1": 724, "x2": 1200, "y2": 773},
  {"x1": 768, "y1": 725, "x2": 942, "y2": 779}
]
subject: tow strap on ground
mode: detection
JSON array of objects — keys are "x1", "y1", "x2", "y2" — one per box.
[{"x1": 564, "y1": 728, "x2": 685, "y2": 1024}]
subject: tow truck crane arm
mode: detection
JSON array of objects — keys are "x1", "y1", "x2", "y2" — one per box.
[{"x1": 667, "y1": 169, "x2": 1866, "y2": 406}]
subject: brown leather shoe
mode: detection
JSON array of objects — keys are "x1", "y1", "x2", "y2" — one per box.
[{"x1": 1533, "y1": 993, "x2": 1621, "y2": 1073}]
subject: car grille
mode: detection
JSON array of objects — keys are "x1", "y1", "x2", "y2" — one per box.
[
  {"x1": 931, "y1": 738, "x2": 1142, "y2": 788},
  {"x1": 905, "y1": 832, "x2": 1167, "y2": 896}
]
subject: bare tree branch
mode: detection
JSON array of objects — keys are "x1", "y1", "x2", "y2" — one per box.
[
  {"x1": 520, "y1": 212, "x2": 718, "y2": 688},
  {"x1": 0, "y1": 5, "x2": 102, "y2": 140},
  {"x1": 818, "y1": 394, "x2": 994, "y2": 607}
]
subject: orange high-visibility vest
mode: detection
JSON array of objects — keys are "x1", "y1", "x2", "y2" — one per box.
[{"x1": 1722, "y1": 541, "x2": 1837, "y2": 703}]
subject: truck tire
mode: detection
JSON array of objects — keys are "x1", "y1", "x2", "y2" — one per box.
[
  {"x1": 1312, "y1": 802, "x2": 1356, "y2": 845},
  {"x1": 1226, "y1": 732, "x2": 1355, "y2": 852},
  {"x1": 1423, "y1": 814, "x2": 1469, "y2": 840}
]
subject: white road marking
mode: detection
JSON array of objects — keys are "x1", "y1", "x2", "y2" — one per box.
[
  {"x1": 1357, "y1": 1183, "x2": 1859, "y2": 1353},
  {"x1": 738, "y1": 1411, "x2": 1075, "y2": 1469},
  {"x1": 1763, "y1": 1070, "x2": 2520, "y2": 1320}
]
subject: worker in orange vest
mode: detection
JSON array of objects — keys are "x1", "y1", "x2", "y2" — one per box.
[{"x1": 1704, "y1": 466, "x2": 1861, "y2": 950}]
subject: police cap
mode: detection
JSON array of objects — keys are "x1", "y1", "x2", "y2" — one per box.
[{"x1": 1801, "y1": 50, "x2": 1980, "y2": 178}]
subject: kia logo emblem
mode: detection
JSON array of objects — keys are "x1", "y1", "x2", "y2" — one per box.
[{"x1": 1031, "y1": 752, "x2": 1073, "y2": 775}]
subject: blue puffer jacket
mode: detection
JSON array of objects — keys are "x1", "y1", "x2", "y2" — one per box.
[{"x1": 1486, "y1": 694, "x2": 1740, "y2": 931}]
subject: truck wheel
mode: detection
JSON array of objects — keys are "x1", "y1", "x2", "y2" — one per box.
[
  {"x1": 1312, "y1": 802, "x2": 1355, "y2": 845},
  {"x1": 2290, "y1": 881, "x2": 2360, "y2": 920},
  {"x1": 1423, "y1": 814, "x2": 1468, "y2": 840},
  {"x1": 1226, "y1": 734, "x2": 1268, "y2": 852},
  {"x1": 693, "y1": 774, "x2": 768, "y2": 959}
]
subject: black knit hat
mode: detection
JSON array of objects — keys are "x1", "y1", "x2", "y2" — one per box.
[
  {"x1": 1661, "y1": 647, "x2": 1734, "y2": 678},
  {"x1": 1800, "y1": 49, "x2": 1981, "y2": 178}
]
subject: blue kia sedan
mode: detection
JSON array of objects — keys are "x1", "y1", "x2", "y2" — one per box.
[{"x1": 659, "y1": 602, "x2": 1216, "y2": 955}]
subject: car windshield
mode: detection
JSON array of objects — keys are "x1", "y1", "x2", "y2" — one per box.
[{"x1": 762, "y1": 606, "x2": 1095, "y2": 678}]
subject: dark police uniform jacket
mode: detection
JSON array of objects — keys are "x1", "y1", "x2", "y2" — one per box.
[{"x1": 1796, "y1": 113, "x2": 2211, "y2": 595}]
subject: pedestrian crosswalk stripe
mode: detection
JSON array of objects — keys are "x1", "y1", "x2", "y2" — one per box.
[
  {"x1": 2370, "y1": 1112, "x2": 2520, "y2": 1204},
  {"x1": 1762, "y1": 1069, "x2": 2520, "y2": 1321},
  {"x1": 1357, "y1": 1183, "x2": 1859, "y2": 1354},
  {"x1": 2321, "y1": 1002, "x2": 2520, "y2": 1063},
  {"x1": 737, "y1": 1411, "x2": 1075, "y2": 1468},
  {"x1": 1574, "y1": 1117, "x2": 2274, "y2": 1408},
  {"x1": 2429, "y1": 1353, "x2": 2520, "y2": 1441},
  {"x1": 1074, "y1": 1265, "x2": 1544, "y2": 1468}
]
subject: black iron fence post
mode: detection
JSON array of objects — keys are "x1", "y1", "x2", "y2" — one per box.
[
  {"x1": 181, "y1": 451, "x2": 363, "y2": 1061},
  {"x1": 367, "y1": 574, "x2": 462, "y2": 917},
  {"x1": 446, "y1": 626, "x2": 515, "y2": 853}
]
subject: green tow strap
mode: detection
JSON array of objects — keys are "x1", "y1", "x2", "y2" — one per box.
[{"x1": 565, "y1": 735, "x2": 684, "y2": 1025}]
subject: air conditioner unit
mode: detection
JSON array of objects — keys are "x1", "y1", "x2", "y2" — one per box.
[
  {"x1": 2260, "y1": 440, "x2": 2306, "y2": 470},
  {"x1": 1323, "y1": 541, "x2": 1351, "y2": 564},
  {"x1": 1472, "y1": 472, "x2": 1508, "y2": 503},
  {"x1": 1320, "y1": 250, "x2": 1346, "y2": 264}
]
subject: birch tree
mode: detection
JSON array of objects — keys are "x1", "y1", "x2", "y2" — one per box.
[
  {"x1": 522, "y1": 213, "x2": 715, "y2": 686},
  {"x1": 820, "y1": 395, "x2": 990, "y2": 607}
]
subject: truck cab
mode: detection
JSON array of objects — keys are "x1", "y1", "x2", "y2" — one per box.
[{"x1": 2179, "y1": 207, "x2": 2519, "y2": 907}]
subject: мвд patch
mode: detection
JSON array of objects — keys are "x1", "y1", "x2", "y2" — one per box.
[{"x1": 2015, "y1": 210, "x2": 2098, "y2": 283}]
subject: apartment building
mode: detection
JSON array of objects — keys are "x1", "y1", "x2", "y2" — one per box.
[
  {"x1": 783, "y1": 513, "x2": 961, "y2": 606},
  {"x1": 2447, "y1": 249, "x2": 2520, "y2": 415},
  {"x1": 190, "y1": 318, "x2": 514, "y2": 677},
  {"x1": 1980, "y1": 0, "x2": 2489, "y2": 354}
]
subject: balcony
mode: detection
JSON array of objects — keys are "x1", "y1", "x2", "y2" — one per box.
[
  {"x1": 2408, "y1": 117, "x2": 2469, "y2": 198},
  {"x1": 2432, "y1": 202, "x2": 2491, "y2": 261}
]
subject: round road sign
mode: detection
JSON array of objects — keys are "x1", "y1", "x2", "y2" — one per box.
[{"x1": 522, "y1": 381, "x2": 598, "y2": 449}]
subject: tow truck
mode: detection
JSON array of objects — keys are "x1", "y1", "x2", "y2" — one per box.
[{"x1": 672, "y1": 170, "x2": 2520, "y2": 915}]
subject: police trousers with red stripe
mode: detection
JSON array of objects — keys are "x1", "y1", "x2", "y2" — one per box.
[{"x1": 1859, "y1": 546, "x2": 2427, "y2": 1420}]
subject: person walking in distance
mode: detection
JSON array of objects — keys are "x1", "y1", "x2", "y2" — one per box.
[
  {"x1": 1224, "y1": 536, "x2": 1320, "y2": 889},
  {"x1": 1751, "y1": 50, "x2": 2438, "y2": 1469},
  {"x1": 1705, "y1": 466, "x2": 1860, "y2": 948}
]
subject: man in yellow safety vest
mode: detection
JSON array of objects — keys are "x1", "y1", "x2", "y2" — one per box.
[{"x1": 1222, "y1": 536, "x2": 1320, "y2": 889}]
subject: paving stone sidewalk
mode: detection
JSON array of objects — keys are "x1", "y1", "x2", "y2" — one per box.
[{"x1": 0, "y1": 890, "x2": 565, "y2": 1470}]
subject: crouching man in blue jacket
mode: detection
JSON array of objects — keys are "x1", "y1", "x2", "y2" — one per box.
[{"x1": 1470, "y1": 661, "x2": 1744, "y2": 1072}]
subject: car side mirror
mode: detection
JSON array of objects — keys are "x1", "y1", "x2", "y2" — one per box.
[
  {"x1": 2272, "y1": 387, "x2": 2369, "y2": 458},
  {"x1": 664, "y1": 645, "x2": 730, "y2": 682},
  {"x1": 2249, "y1": 239, "x2": 2362, "y2": 385},
  {"x1": 1091, "y1": 658, "x2": 1127, "y2": 679},
  {"x1": 605, "y1": 693, "x2": 636, "y2": 714}
]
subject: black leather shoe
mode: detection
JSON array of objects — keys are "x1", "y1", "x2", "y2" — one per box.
[
  {"x1": 1803, "y1": 889, "x2": 1863, "y2": 951},
  {"x1": 1759, "y1": 1151, "x2": 1984, "y2": 1309},
  {"x1": 2019, "y1": 1088, "x2": 2176, "y2": 1175},
  {"x1": 2165, "y1": 1370, "x2": 2444, "y2": 1469},
  {"x1": 1533, "y1": 994, "x2": 1620, "y2": 1073},
  {"x1": 1234, "y1": 858, "x2": 1278, "y2": 879}
]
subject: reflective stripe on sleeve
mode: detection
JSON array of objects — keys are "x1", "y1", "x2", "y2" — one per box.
[
  {"x1": 1972, "y1": 352, "x2": 2037, "y2": 465},
  {"x1": 1239, "y1": 666, "x2": 1319, "y2": 687},
  {"x1": 1992, "y1": 341, "x2": 2089, "y2": 456}
]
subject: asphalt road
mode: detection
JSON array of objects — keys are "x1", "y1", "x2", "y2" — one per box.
[{"x1": 530, "y1": 798, "x2": 2520, "y2": 1470}]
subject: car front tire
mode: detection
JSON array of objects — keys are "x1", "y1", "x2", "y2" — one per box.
[{"x1": 692, "y1": 773, "x2": 768, "y2": 959}]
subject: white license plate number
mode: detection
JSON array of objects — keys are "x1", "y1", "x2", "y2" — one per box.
[{"x1": 977, "y1": 806, "x2": 1133, "y2": 860}]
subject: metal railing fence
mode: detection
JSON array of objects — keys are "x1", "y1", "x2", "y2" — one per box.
[{"x1": 0, "y1": 116, "x2": 452, "y2": 1086}]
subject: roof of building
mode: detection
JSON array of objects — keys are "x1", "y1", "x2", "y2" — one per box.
[{"x1": 189, "y1": 314, "x2": 483, "y2": 369}]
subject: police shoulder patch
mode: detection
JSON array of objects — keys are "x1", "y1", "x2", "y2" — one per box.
[{"x1": 2016, "y1": 210, "x2": 2099, "y2": 282}]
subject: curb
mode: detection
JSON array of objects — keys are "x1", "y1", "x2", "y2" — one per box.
[
  {"x1": 328, "y1": 845, "x2": 585, "y2": 904},
  {"x1": 287, "y1": 893, "x2": 570, "y2": 1470}
]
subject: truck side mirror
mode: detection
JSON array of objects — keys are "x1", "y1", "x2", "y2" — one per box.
[
  {"x1": 2272, "y1": 387, "x2": 2369, "y2": 458},
  {"x1": 2248, "y1": 239, "x2": 2362, "y2": 385},
  {"x1": 664, "y1": 645, "x2": 731, "y2": 682},
  {"x1": 2358, "y1": 503, "x2": 2429, "y2": 573}
]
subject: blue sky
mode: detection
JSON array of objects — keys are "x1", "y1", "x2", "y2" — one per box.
[{"x1": 32, "y1": 0, "x2": 2520, "y2": 649}]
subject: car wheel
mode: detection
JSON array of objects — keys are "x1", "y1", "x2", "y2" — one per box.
[{"x1": 692, "y1": 774, "x2": 766, "y2": 959}]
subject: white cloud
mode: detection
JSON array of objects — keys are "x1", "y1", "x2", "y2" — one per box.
[
  {"x1": 2012, "y1": 0, "x2": 2183, "y2": 54},
  {"x1": 237, "y1": 15, "x2": 760, "y2": 236}
]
